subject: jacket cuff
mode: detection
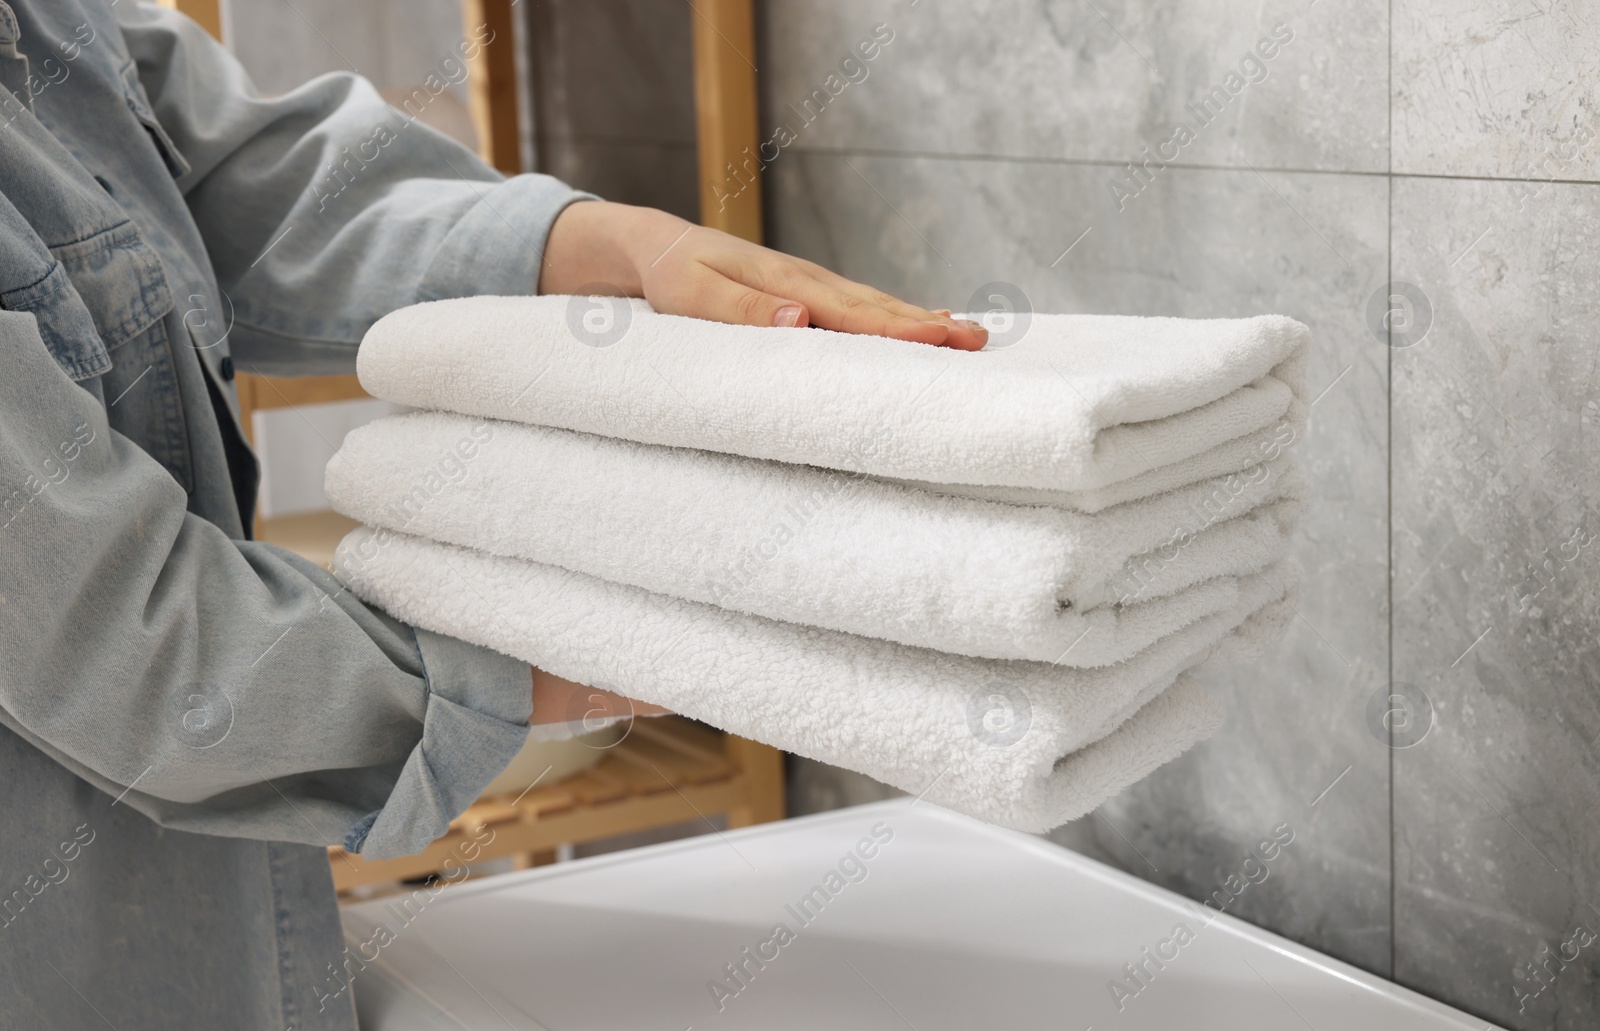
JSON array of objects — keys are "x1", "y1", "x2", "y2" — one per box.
[
  {"x1": 344, "y1": 628, "x2": 532, "y2": 859},
  {"x1": 417, "y1": 173, "x2": 600, "y2": 303}
]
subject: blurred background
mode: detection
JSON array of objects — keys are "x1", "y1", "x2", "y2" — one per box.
[{"x1": 213, "y1": 2, "x2": 1599, "y2": 1028}]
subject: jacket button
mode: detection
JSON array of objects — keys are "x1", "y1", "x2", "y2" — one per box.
[{"x1": 220, "y1": 355, "x2": 235, "y2": 381}]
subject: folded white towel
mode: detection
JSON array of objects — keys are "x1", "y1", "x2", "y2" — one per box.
[
  {"x1": 1047, "y1": 674, "x2": 1222, "y2": 823},
  {"x1": 356, "y1": 297, "x2": 1308, "y2": 493},
  {"x1": 890, "y1": 412, "x2": 1304, "y2": 513},
  {"x1": 326, "y1": 412, "x2": 1303, "y2": 663},
  {"x1": 331, "y1": 527, "x2": 1294, "y2": 831}
]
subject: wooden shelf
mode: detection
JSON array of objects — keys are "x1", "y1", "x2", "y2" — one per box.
[{"x1": 327, "y1": 716, "x2": 780, "y2": 893}]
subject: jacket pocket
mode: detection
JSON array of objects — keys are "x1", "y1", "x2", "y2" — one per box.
[
  {"x1": 0, "y1": 260, "x2": 110, "y2": 382},
  {"x1": 52, "y1": 220, "x2": 174, "y2": 352},
  {"x1": 53, "y1": 221, "x2": 190, "y2": 491}
]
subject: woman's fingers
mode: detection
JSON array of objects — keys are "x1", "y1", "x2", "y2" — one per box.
[
  {"x1": 789, "y1": 264, "x2": 988, "y2": 350},
  {"x1": 805, "y1": 289, "x2": 961, "y2": 347},
  {"x1": 802, "y1": 283, "x2": 988, "y2": 350},
  {"x1": 640, "y1": 227, "x2": 989, "y2": 348},
  {"x1": 663, "y1": 264, "x2": 977, "y2": 350},
  {"x1": 655, "y1": 266, "x2": 819, "y2": 330}
]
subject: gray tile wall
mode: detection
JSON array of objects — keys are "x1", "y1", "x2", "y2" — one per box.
[
  {"x1": 761, "y1": 1, "x2": 1600, "y2": 1027},
  {"x1": 1391, "y1": 173, "x2": 1600, "y2": 1025}
]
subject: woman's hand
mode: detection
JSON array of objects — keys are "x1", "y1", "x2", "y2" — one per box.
[{"x1": 539, "y1": 201, "x2": 988, "y2": 351}]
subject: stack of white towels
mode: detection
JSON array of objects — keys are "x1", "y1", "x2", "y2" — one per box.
[{"x1": 327, "y1": 296, "x2": 1307, "y2": 833}]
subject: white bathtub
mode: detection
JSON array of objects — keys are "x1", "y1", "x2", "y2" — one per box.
[{"x1": 341, "y1": 800, "x2": 1497, "y2": 1029}]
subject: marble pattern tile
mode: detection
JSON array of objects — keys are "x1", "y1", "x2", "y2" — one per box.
[
  {"x1": 758, "y1": 0, "x2": 1387, "y2": 172},
  {"x1": 1391, "y1": 175, "x2": 1600, "y2": 1030},
  {"x1": 1393, "y1": 0, "x2": 1600, "y2": 181},
  {"x1": 769, "y1": 152, "x2": 1394, "y2": 972}
]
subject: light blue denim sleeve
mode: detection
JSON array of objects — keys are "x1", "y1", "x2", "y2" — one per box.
[
  {"x1": 0, "y1": 4, "x2": 579, "y2": 861},
  {"x1": 0, "y1": 307, "x2": 537, "y2": 859},
  {"x1": 115, "y1": 2, "x2": 597, "y2": 375}
]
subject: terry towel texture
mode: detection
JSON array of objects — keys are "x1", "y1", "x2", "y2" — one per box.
[
  {"x1": 326, "y1": 411, "x2": 1305, "y2": 663},
  {"x1": 333, "y1": 528, "x2": 1294, "y2": 832},
  {"x1": 328, "y1": 296, "x2": 1309, "y2": 830},
  {"x1": 356, "y1": 296, "x2": 1309, "y2": 492}
]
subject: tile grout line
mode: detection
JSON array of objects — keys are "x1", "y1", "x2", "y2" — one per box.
[
  {"x1": 782, "y1": 144, "x2": 1600, "y2": 190},
  {"x1": 1386, "y1": 0, "x2": 1398, "y2": 984}
]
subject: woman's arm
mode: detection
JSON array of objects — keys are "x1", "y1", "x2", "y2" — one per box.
[{"x1": 118, "y1": 3, "x2": 596, "y2": 376}]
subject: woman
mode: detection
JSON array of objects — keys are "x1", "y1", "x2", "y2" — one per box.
[{"x1": 0, "y1": 2, "x2": 985, "y2": 1028}]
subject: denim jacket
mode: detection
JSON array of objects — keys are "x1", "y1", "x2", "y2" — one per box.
[{"x1": 0, "y1": 3, "x2": 591, "y2": 1028}]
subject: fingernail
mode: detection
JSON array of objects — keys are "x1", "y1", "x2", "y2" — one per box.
[
  {"x1": 774, "y1": 305, "x2": 804, "y2": 328},
  {"x1": 959, "y1": 319, "x2": 984, "y2": 331},
  {"x1": 931, "y1": 308, "x2": 953, "y2": 317}
]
